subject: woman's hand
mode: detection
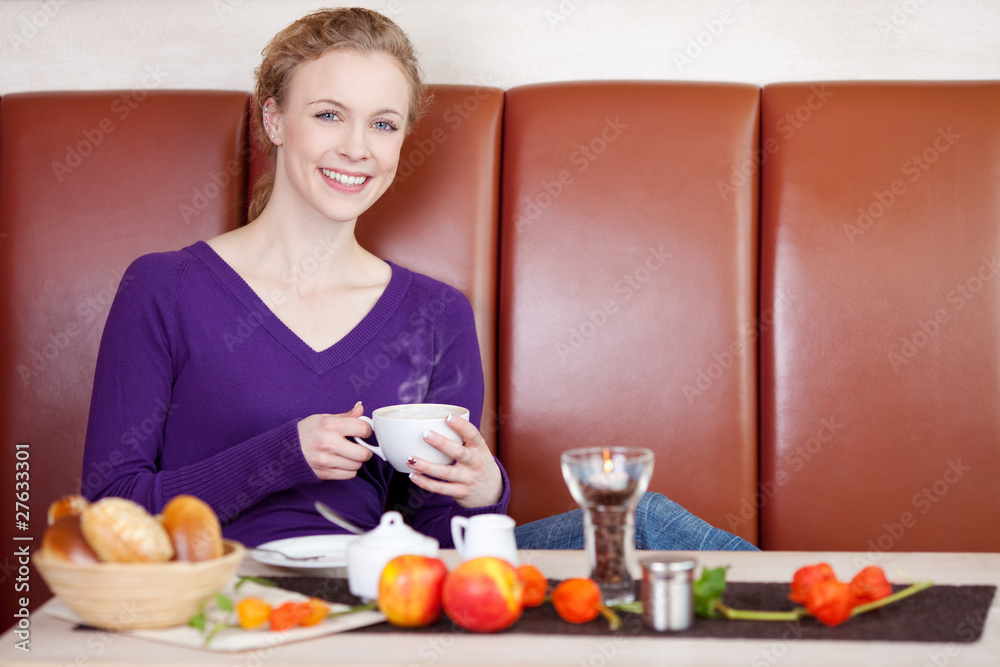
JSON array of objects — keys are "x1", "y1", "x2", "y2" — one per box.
[
  {"x1": 297, "y1": 402, "x2": 374, "y2": 480},
  {"x1": 407, "y1": 413, "x2": 504, "y2": 508}
]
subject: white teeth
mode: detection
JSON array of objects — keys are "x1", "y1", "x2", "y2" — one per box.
[{"x1": 322, "y1": 168, "x2": 368, "y2": 186}]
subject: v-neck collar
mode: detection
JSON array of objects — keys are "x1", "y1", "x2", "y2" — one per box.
[{"x1": 188, "y1": 241, "x2": 412, "y2": 375}]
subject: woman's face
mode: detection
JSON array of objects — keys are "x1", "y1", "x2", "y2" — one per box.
[{"x1": 268, "y1": 49, "x2": 410, "y2": 225}]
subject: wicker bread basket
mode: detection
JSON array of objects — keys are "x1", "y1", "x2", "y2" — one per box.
[{"x1": 34, "y1": 539, "x2": 245, "y2": 630}]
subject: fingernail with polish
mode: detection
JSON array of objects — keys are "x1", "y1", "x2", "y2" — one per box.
[{"x1": 407, "y1": 456, "x2": 417, "y2": 467}]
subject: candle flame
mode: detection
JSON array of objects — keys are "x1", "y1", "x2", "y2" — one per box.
[{"x1": 602, "y1": 448, "x2": 614, "y2": 473}]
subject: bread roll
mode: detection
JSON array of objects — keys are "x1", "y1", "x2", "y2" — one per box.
[
  {"x1": 41, "y1": 515, "x2": 101, "y2": 563},
  {"x1": 160, "y1": 495, "x2": 223, "y2": 562},
  {"x1": 80, "y1": 497, "x2": 174, "y2": 563},
  {"x1": 47, "y1": 494, "x2": 89, "y2": 525}
]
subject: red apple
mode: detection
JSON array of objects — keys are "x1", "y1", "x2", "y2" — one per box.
[
  {"x1": 378, "y1": 555, "x2": 449, "y2": 627},
  {"x1": 442, "y1": 557, "x2": 524, "y2": 633}
]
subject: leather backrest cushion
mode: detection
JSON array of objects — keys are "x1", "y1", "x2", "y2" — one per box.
[
  {"x1": 499, "y1": 82, "x2": 760, "y2": 542},
  {"x1": 759, "y1": 82, "x2": 1000, "y2": 551},
  {"x1": 0, "y1": 91, "x2": 248, "y2": 617}
]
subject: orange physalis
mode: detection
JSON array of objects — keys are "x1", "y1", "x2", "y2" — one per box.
[
  {"x1": 236, "y1": 597, "x2": 272, "y2": 629},
  {"x1": 788, "y1": 562, "x2": 836, "y2": 604},
  {"x1": 299, "y1": 598, "x2": 331, "y2": 626},
  {"x1": 800, "y1": 579, "x2": 856, "y2": 627},
  {"x1": 517, "y1": 564, "x2": 548, "y2": 608},
  {"x1": 552, "y1": 578, "x2": 602, "y2": 624},
  {"x1": 849, "y1": 566, "x2": 893, "y2": 605},
  {"x1": 788, "y1": 563, "x2": 894, "y2": 627},
  {"x1": 269, "y1": 601, "x2": 314, "y2": 631}
]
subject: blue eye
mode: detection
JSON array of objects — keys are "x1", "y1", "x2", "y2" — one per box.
[
  {"x1": 374, "y1": 120, "x2": 399, "y2": 133},
  {"x1": 316, "y1": 111, "x2": 340, "y2": 122}
]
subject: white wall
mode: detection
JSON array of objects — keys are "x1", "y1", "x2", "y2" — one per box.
[{"x1": 2, "y1": 0, "x2": 999, "y2": 96}]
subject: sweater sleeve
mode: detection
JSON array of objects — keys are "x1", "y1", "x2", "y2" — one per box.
[
  {"x1": 81, "y1": 253, "x2": 318, "y2": 519},
  {"x1": 402, "y1": 285, "x2": 512, "y2": 547}
]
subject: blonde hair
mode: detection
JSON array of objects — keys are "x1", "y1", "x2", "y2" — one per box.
[{"x1": 248, "y1": 7, "x2": 427, "y2": 222}]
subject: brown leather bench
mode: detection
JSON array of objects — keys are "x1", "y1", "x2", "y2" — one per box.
[{"x1": 2, "y1": 81, "x2": 998, "y2": 629}]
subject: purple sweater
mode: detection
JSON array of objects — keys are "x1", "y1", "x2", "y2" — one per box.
[{"x1": 81, "y1": 241, "x2": 509, "y2": 547}]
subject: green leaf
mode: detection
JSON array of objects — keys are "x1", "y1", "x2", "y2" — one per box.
[
  {"x1": 693, "y1": 566, "x2": 728, "y2": 619},
  {"x1": 610, "y1": 600, "x2": 644, "y2": 614},
  {"x1": 235, "y1": 575, "x2": 276, "y2": 591},
  {"x1": 188, "y1": 601, "x2": 207, "y2": 631},
  {"x1": 214, "y1": 593, "x2": 234, "y2": 612}
]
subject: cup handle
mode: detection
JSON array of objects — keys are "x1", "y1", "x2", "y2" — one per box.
[
  {"x1": 450, "y1": 516, "x2": 468, "y2": 556},
  {"x1": 350, "y1": 416, "x2": 386, "y2": 462}
]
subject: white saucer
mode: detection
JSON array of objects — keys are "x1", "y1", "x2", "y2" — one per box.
[{"x1": 251, "y1": 534, "x2": 357, "y2": 570}]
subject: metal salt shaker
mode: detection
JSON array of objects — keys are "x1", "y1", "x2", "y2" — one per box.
[{"x1": 640, "y1": 556, "x2": 696, "y2": 631}]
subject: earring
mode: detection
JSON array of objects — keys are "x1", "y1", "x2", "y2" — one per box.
[{"x1": 263, "y1": 108, "x2": 275, "y2": 142}]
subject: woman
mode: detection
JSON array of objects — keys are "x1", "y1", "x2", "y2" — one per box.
[{"x1": 81, "y1": 7, "x2": 754, "y2": 552}]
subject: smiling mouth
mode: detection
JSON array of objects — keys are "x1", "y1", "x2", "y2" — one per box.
[{"x1": 321, "y1": 168, "x2": 368, "y2": 187}]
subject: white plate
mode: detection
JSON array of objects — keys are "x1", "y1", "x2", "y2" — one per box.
[{"x1": 251, "y1": 534, "x2": 357, "y2": 569}]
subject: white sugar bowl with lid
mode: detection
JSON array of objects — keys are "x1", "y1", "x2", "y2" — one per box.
[{"x1": 346, "y1": 511, "x2": 440, "y2": 600}]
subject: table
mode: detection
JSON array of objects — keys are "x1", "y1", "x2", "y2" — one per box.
[{"x1": 1, "y1": 550, "x2": 998, "y2": 667}]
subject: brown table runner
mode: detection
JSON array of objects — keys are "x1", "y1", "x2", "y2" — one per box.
[{"x1": 271, "y1": 576, "x2": 995, "y2": 643}]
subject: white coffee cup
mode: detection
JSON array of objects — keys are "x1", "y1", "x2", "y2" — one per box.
[
  {"x1": 351, "y1": 403, "x2": 469, "y2": 473},
  {"x1": 451, "y1": 514, "x2": 519, "y2": 565}
]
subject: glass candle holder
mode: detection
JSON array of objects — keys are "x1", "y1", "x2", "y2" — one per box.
[{"x1": 560, "y1": 447, "x2": 654, "y2": 605}]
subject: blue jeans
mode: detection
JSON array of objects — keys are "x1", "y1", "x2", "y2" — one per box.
[{"x1": 513, "y1": 492, "x2": 758, "y2": 551}]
